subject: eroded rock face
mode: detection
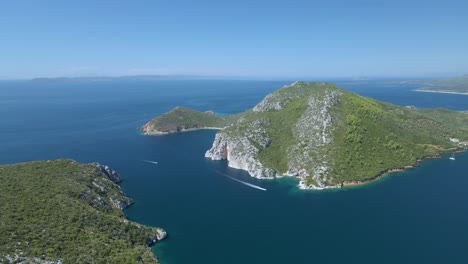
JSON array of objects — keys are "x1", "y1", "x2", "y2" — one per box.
[
  {"x1": 205, "y1": 133, "x2": 228, "y2": 160},
  {"x1": 205, "y1": 82, "x2": 343, "y2": 188},
  {"x1": 286, "y1": 89, "x2": 342, "y2": 188},
  {"x1": 146, "y1": 228, "x2": 168, "y2": 246},
  {"x1": 253, "y1": 81, "x2": 304, "y2": 112},
  {"x1": 97, "y1": 164, "x2": 122, "y2": 183},
  {"x1": 109, "y1": 196, "x2": 134, "y2": 210},
  {"x1": 79, "y1": 164, "x2": 134, "y2": 211},
  {"x1": 155, "y1": 228, "x2": 167, "y2": 240},
  {"x1": 140, "y1": 122, "x2": 157, "y2": 135},
  {"x1": 205, "y1": 126, "x2": 276, "y2": 179}
]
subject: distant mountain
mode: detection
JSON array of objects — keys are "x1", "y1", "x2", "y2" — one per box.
[
  {"x1": 141, "y1": 82, "x2": 468, "y2": 189},
  {"x1": 31, "y1": 75, "x2": 217, "y2": 82}
]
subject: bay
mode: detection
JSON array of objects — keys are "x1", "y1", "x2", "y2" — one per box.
[{"x1": 0, "y1": 79, "x2": 467, "y2": 263}]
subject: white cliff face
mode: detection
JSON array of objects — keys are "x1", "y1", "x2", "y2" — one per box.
[
  {"x1": 205, "y1": 133, "x2": 228, "y2": 160},
  {"x1": 450, "y1": 137, "x2": 468, "y2": 148},
  {"x1": 287, "y1": 89, "x2": 342, "y2": 189},
  {"x1": 205, "y1": 82, "x2": 343, "y2": 188},
  {"x1": 205, "y1": 132, "x2": 276, "y2": 179},
  {"x1": 253, "y1": 93, "x2": 283, "y2": 112},
  {"x1": 155, "y1": 228, "x2": 167, "y2": 240}
]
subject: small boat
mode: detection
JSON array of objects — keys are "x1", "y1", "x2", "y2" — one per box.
[{"x1": 449, "y1": 153, "x2": 455, "y2": 160}]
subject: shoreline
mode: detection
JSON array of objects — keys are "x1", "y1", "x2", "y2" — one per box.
[
  {"x1": 414, "y1": 89, "x2": 468, "y2": 96},
  {"x1": 341, "y1": 165, "x2": 416, "y2": 187},
  {"x1": 143, "y1": 123, "x2": 466, "y2": 190},
  {"x1": 141, "y1": 126, "x2": 224, "y2": 136},
  {"x1": 211, "y1": 146, "x2": 466, "y2": 191},
  {"x1": 340, "y1": 148, "x2": 466, "y2": 188},
  {"x1": 289, "y1": 146, "x2": 466, "y2": 190}
]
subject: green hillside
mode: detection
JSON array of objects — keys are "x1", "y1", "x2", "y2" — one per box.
[
  {"x1": 140, "y1": 106, "x2": 238, "y2": 135},
  {"x1": 146, "y1": 82, "x2": 468, "y2": 189},
  {"x1": 0, "y1": 160, "x2": 165, "y2": 263},
  {"x1": 330, "y1": 90, "x2": 467, "y2": 184}
]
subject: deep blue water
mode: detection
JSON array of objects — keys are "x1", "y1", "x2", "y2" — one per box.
[{"x1": 1, "y1": 80, "x2": 467, "y2": 264}]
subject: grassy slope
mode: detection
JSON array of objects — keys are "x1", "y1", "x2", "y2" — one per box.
[
  {"x1": 222, "y1": 82, "x2": 325, "y2": 174},
  {"x1": 223, "y1": 83, "x2": 468, "y2": 185},
  {"x1": 329, "y1": 91, "x2": 468, "y2": 184},
  {"x1": 257, "y1": 96, "x2": 309, "y2": 173},
  {"x1": 146, "y1": 106, "x2": 238, "y2": 133},
  {"x1": 0, "y1": 160, "x2": 160, "y2": 264},
  {"x1": 252, "y1": 83, "x2": 332, "y2": 174},
  {"x1": 145, "y1": 82, "x2": 467, "y2": 185}
]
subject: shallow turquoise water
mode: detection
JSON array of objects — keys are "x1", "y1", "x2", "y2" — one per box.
[{"x1": 0, "y1": 80, "x2": 467, "y2": 263}]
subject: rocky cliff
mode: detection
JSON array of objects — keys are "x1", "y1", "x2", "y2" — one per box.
[
  {"x1": 205, "y1": 82, "x2": 346, "y2": 188},
  {"x1": 146, "y1": 81, "x2": 468, "y2": 189},
  {"x1": 205, "y1": 82, "x2": 468, "y2": 189},
  {"x1": 206, "y1": 131, "x2": 277, "y2": 179},
  {"x1": 0, "y1": 160, "x2": 166, "y2": 263}
]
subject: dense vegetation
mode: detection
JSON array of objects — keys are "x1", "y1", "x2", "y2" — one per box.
[
  {"x1": 0, "y1": 160, "x2": 162, "y2": 263},
  {"x1": 228, "y1": 83, "x2": 467, "y2": 185},
  {"x1": 256, "y1": 96, "x2": 309, "y2": 173},
  {"x1": 146, "y1": 82, "x2": 468, "y2": 188},
  {"x1": 330, "y1": 91, "x2": 467, "y2": 184},
  {"x1": 141, "y1": 106, "x2": 239, "y2": 134},
  {"x1": 234, "y1": 83, "x2": 334, "y2": 174},
  {"x1": 417, "y1": 74, "x2": 468, "y2": 93}
]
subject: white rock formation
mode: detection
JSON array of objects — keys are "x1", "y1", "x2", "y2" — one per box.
[
  {"x1": 205, "y1": 133, "x2": 276, "y2": 179},
  {"x1": 206, "y1": 82, "x2": 343, "y2": 188}
]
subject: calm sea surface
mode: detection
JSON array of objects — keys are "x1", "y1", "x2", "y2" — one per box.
[{"x1": 0, "y1": 80, "x2": 467, "y2": 264}]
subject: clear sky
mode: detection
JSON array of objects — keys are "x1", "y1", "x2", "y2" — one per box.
[{"x1": 1, "y1": 0, "x2": 467, "y2": 79}]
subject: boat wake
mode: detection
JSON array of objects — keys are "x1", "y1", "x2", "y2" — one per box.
[
  {"x1": 143, "y1": 160, "x2": 159, "y2": 165},
  {"x1": 216, "y1": 171, "x2": 267, "y2": 191}
]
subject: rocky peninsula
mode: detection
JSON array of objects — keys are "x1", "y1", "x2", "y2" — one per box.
[
  {"x1": 141, "y1": 106, "x2": 229, "y2": 135},
  {"x1": 0, "y1": 159, "x2": 166, "y2": 264},
  {"x1": 415, "y1": 74, "x2": 468, "y2": 95},
  {"x1": 143, "y1": 82, "x2": 468, "y2": 189}
]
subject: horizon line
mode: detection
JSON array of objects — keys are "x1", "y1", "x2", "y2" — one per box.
[{"x1": 0, "y1": 73, "x2": 464, "y2": 82}]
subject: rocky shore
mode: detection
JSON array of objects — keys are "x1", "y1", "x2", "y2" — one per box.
[
  {"x1": 140, "y1": 106, "x2": 226, "y2": 135},
  {"x1": 95, "y1": 163, "x2": 168, "y2": 242},
  {"x1": 204, "y1": 82, "x2": 468, "y2": 189},
  {"x1": 0, "y1": 160, "x2": 167, "y2": 263},
  {"x1": 205, "y1": 82, "x2": 345, "y2": 188},
  {"x1": 144, "y1": 81, "x2": 468, "y2": 190},
  {"x1": 141, "y1": 123, "x2": 222, "y2": 135}
]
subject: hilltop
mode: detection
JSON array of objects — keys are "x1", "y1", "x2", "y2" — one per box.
[
  {"x1": 0, "y1": 160, "x2": 166, "y2": 263},
  {"x1": 140, "y1": 106, "x2": 238, "y2": 135},
  {"x1": 142, "y1": 82, "x2": 468, "y2": 189}
]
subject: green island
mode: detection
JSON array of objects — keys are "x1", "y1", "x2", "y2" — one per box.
[
  {"x1": 0, "y1": 159, "x2": 166, "y2": 264},
  {"x1": 140, "y1": 106, "x2": 239, "y2": 135},
  {"x1": 415, "y1": 74, "x2": 468, "y2": 94},
  {"x1": 142, "y1": 82, "x2": 468, "y2": 189}
]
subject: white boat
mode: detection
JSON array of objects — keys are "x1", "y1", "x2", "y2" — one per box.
[{"x1": 449, "y1": 153, "x2": 455, "y2": 160}]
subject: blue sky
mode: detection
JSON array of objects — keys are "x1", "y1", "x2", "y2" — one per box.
[{"x1": 1, "y1": 0, "x2": 467, "y2": 79}]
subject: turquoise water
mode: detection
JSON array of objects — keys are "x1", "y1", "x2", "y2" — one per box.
[{"x1": 1, "y1": 80, "x2": 467, "y2": 263}]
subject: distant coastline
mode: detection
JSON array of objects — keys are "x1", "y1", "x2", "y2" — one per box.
[
  {"x1": 414, "y1": 89, "x2": 468, "y2": 96},
  {"x1": 140, "y1": 126, "x2": 223, "y2": 136},
  {"x1": 30, "y1": 74, "x2": 233, "y2": 82}
]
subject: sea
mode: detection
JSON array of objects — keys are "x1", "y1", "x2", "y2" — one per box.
[{"x1": 0, "y1": 79, "x2": 467, "y2": 264}]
